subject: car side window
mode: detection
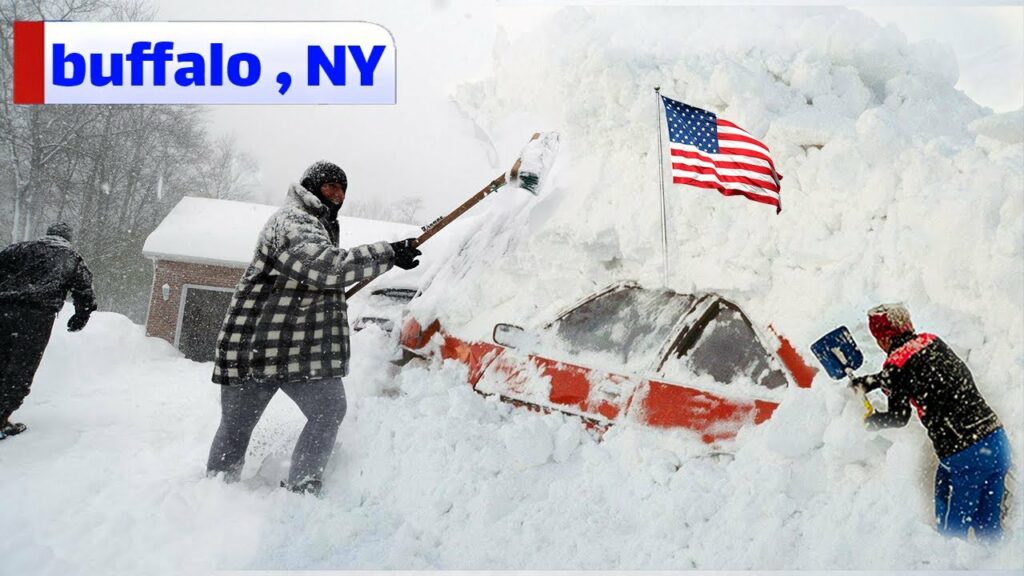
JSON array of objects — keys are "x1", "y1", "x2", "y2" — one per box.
[
  {"x1": 548, "y1": 287, "x2": 688, "y2": 369},
  {"x1": 660, "y1": 302, "x2": 787, "y2": 390}
]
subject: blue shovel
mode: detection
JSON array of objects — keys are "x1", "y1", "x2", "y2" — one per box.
[
  {"x1": 811, "y1": 326, "x2": 888, "y2": 414},
  {"x1": 810, "y1": 325, "x2": 863, "y2": 382}
]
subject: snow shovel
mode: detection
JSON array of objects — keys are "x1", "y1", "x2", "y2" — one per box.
[
  {"x1": 344, "y1": 131, "x2": 560, "y2": 298},
  {"x1": 810, "y1": 326, "x2": 887, "y2": 414},
  {"x1": 810, "y1": 326, "x2": 863, "y2": 381}
]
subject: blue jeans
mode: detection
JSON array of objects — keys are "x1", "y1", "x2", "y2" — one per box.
[{"x1": 935, "y1": 427, "x2": 1011, "y2": 539}]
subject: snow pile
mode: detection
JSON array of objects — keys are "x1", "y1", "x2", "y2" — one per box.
[
  {"x1": 1, "y1": 308, "x2": 1012, "y2": 571},
  {"x1": 409, "y1": 4, "x2": 1023, "y2": 564},
  {"x1": 442, "y1": 6, "x2": 1022, "y2": 370},
  {"x1": 970, "y1": 109, "x2": 1024, "y2": 145}
]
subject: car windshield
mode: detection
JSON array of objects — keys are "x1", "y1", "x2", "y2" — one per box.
[
  {"x1": 657, "y1": 301, "x2": 787, "y2": 390},
  {"x1": 544, "y1": 286, "x2": 692, "y2": 371}
]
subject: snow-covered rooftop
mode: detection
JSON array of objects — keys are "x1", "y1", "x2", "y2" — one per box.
[{"x1": 143, "y1": 196, "x2": 420, "y2": 268}]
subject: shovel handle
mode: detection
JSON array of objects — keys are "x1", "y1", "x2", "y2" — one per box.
[
  {"x1": 415, "y1": 170, "x2": 509, "y2": 246},
  {"x1": 342, "y1": 171, "x2": 509, "y2": 299},
  {"x1": 343, "y1": 133, "x2": 540, "y2": 299}
]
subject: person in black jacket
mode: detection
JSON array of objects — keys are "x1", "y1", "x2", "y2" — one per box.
[
  {"x1": 853, "y1": 303, "x2": 1010, "y2": 539},
  {"x1": 0, "y1": 222, "x2": 96, "y2": 440}
]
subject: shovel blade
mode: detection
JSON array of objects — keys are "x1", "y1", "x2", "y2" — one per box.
[
  {"x1": 514, "y1": 131, "x2": 560, "y2": 196},
  {"x1": 810, "y1": 325, "x2": 864, "y2": 380}
]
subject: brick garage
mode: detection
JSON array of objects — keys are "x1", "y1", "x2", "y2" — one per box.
[{"x1": 144, "y1": 260, "x2": 244, "y2": 360}]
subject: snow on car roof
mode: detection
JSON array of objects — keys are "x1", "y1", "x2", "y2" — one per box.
[{"x1": 142, "y1": 196, "x2": 420, "y2": 268}]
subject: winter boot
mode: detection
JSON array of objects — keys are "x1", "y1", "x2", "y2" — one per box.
[
  {"x1": 0, "y1": 420, "x2": 27, "y2": 440},
  {"x1": 281, "y1": 478, "x2": 323, "y2": 496}
]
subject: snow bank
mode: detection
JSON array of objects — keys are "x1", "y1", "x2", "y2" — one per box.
[
  {"x1": 442, "y1": 6, "x2": 1022, "y2": 365},
  {"x1": 2, "y1": 308, "x2": 1015, "y2": 571},
  {"x1": 411, "y1": 4, "x2": 1023, "y2": 565}
]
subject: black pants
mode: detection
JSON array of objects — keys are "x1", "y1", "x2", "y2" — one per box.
[{"x1": 0, "y1": 305, "x2": 57, "y2": 422}]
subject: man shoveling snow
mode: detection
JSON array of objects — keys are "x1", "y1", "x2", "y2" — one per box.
[
  {"x1": 206, "y1": 133, "x2": 556, "y2": 495},
  {"x1": 206, "y1": 161, "x2": 421, "y2": 495},
  {"x1": 851, "y1": 303, "x2": 1011, "y2": 540}
]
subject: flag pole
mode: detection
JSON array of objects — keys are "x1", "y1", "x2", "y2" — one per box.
[{"x1": 655, "y1": 86, "x2": 669, "y2": 287}]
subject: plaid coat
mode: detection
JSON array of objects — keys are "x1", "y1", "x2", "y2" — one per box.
[{"x1": 212, "y1": 184, "x2": 395, "y2": 385}]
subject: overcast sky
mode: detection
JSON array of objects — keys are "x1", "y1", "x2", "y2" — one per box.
[
  {"x1": 151, "y1": 2, "x2": 1024, "y2": 215},
  {"x1": 853, "y1": 5, "x2": 1023, "y2": 112}
]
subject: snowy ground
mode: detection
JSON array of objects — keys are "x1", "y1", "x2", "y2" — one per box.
[
  {"x1": 2, "y1": 6, "x2": 1022, "y2": 573},
  {"x1": 0, "y1": 308, "x2": 1020, "y2": 573}
]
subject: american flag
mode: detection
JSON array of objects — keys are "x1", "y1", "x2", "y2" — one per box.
[{"x1": 662, "y1": 95, "x2": 782, "y2": 213}]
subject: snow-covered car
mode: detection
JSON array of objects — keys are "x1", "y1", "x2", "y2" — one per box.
[
  {"x1": 352, "y1": 286, "x2": 419, "y2": 334},
  {"x1": 400, "y1": 282, "x2": 816, "y2": 442}
]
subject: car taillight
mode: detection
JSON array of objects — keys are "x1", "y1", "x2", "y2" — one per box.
[
  {"x1": 400, "y1": 317, "x2": 442, "y2": 351},
  {"x1": 768, "y1": 324, "x2": 817, "y2": 388},
  {"x1": 400, "y1": 317, "x2": 423, "y2": 349}
]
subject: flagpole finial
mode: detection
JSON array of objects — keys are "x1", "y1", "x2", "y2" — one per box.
[{"x1": 654, "y1": 86, "x2": 661, "y2": 93}]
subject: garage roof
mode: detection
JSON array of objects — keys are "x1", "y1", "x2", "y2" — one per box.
[{"x1": 143, "y1": 196, "x2": 421, "y2": 268}]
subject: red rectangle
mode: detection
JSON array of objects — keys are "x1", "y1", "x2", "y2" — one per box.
[{"x1": 13, "y1": 21, "x2": 45, "y2": 104}]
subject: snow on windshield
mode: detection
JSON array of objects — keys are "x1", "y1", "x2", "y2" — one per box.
[
  {"x1": 542, "y1": 286, "x2": 692, "y2": 372},
  {"x1": 658, "y1": 303, "x2": 788, "y2": 391}
]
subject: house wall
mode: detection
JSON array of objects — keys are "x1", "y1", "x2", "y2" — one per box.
[{"x1": 145, "y1": 260, "x2": 244, "y2": 345}]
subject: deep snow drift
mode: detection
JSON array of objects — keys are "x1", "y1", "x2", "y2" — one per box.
[
  {"x1": 432, "y1": 9, "x2": 1023, "y2": 420},
  {"x1": 1, "y1": 5, "x2": 1021, "y2": 573},
  {"x1": 1, "y1": 309, "x2": 1017, "y2": 572},
  {"x1": 412, "y1": 3, "x2": 1024, "y2": 565}
]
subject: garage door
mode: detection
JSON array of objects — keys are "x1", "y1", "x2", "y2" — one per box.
[{"x1": 177, "y1": 285, "x2": 234, "y2": 362}]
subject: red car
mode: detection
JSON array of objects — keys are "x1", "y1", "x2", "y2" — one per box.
[{"x1": 401, "y1": 282, "x2": 816, "y2": 443}]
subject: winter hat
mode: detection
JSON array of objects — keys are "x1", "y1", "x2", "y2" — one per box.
[
  {"x1": 300, "y1": 161, "x2": 347, "y2": 196},
  {"x1": 46, "y1": 222, "x2": 73, "y2": 242},
  {"x1": 868, "y1": 303, "x2": 914, "y2": 341}
]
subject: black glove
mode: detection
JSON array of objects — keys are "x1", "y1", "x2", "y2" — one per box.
[
  {"x1": 67, "y1": 312, "x2": 90, "y2": 332},
  {"x1": 850, "y1": 374, "x2": 879, "y2": 394},
  {"x1": 390, "y1": 238, "x2": 422, "y2": 270}
]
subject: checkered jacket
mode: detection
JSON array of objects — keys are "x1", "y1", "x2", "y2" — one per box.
[{"x1": 212, "y1": 184, "x2": 395, "y2": 385}]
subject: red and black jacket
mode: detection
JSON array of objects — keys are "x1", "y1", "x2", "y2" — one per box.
[{"x1": 855, "y1": 332, "x2": 1002, "y2": 459}]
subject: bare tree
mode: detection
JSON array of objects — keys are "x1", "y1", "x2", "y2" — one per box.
[
  {"x1": 344, "y1": 195, "x2": 423, "y2": 225},
  {"x1": 0, "y1": 0, "x2": 262, "y2": 320},
  {"x1": 0, "y1": 0, "x2": 107, "y2": 241},
  {"x1": 197, "y1": 134, "x2": 262, "y2": 201}
]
